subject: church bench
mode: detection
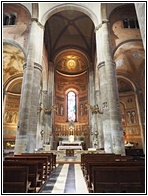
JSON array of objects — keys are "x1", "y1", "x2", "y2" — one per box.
[
  {"x1": 3, "y1": 166, "x2": 30, "y2": 193},
  {"x1": 81, "y1": 153, "x2": 128, "y2": 174},
  {"x1": 3, "y1": 160, "x2": 39, "y2": 193},
  {"x1": 13, "y1": 155, "x2": 49, "y2": 179},
  {"x1": 4, "y1": 156, "x2": 45, "y2": 184},
  {"x1": 125, "y1": 148, "x2": 144, "y2": 156},
  {"x1": 81, "y1": 153, "x2": 117, "y2": 168},
  {"x1": 91, "y1": 165, "x2": 145, "y2": 193},
  {"x1": 84, "y1": 159, "x2": 145, "y2": 190},
  {"x1": 21, "y1": 153, "x2": 55, "y2": 173}
]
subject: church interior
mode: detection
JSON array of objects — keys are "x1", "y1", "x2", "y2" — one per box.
[{"x1": 3, "y1": 2, "x2": 145, "y2": 193}]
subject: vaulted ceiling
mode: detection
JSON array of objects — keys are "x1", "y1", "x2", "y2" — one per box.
[{"x1": 44, "y1": 10, "x2": 96, "y2": 65}]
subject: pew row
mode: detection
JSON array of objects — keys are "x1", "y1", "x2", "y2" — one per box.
[
  {"x1": 4, "y1": 156, "x2": 46, "y2": 185},
  {"x1": 3, "y1": 161, "x2": 39, "y2": 193},
  {"x1": 3, "y1": 166, "x2": 30, "y2": 193},
  {"x1": 91, "y1": 166, "x2": 145, "y2": 193}
]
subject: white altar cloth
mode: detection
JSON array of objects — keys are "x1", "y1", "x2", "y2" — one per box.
[
  {"x1": 61, "y1": 141, "x2": 82, "y2": 145},
  {"x1": 57, "y1": 146, "x2": 82, "y2": 150}
]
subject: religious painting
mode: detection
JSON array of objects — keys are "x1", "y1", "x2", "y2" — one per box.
[
  {"x1": 126, "y1": 110, "x2": 137, "y2": 125},
  {"x1": 4, "y1": 110, "x2": 18, "y2": 124},
  {"x1": 80, "y1": 104, "x2": 84, "y2": 116},
  {"x1": 60, "y1": 104, "x2": 64, "y2": 116},
  {"x1": 126, "y1": 127, "x2": 140, "y2": 135},
  {"x1": 56, "y1": 103, "x2": 59, "y2": 115},
  {"x1": 121, "y1": 114, "x2": 126, "y2": 126}
]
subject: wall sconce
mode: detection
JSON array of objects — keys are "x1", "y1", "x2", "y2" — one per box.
[
  {"x1": 44, "y1": 104, "x2": 57, "y2": 114},
  {"x1": 85, "y1": 103, "x2": 103, "y2": 114}
]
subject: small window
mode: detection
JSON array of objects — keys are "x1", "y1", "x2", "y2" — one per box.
[
  {"x1": 123, "y1": 18, "x2": 128, "y2": 28},
  {"x1": 123, "y1": 17, "x2": 139, "y2": 29},
  {"x1": 129, "y1": 18, "x2": 135, "y2": 28},
  {"x1": 3, "y1": 13, "x2": 17, "y2": 26}
]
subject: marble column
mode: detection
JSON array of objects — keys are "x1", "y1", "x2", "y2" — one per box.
[
  {"x1": 14, "y1": 19, "x2": 44, "y2": 154},
  {"x1": 135, "y1": 3, "x2": 145, "y2": 49},
  {"x1": 101, "y1": 4, "x2": 125, "y2": 155}
]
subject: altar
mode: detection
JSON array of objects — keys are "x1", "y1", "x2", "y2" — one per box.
[{"x1": 57, "y1": 140, "x2": 83, "y2": 151}]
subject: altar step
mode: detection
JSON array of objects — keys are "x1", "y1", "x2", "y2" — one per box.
[{"x1": 39, "y1": 163, "x2": 88, "y2": 193}]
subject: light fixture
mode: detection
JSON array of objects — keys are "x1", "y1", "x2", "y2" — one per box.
[
  {"x1": 37, "y1": 103, "x2": 57, "y2": 115},
  {"x1": 44, "y1": 104, "x2": 57, "y2": 114},
  {"x1": 85, "y1": 103, "x2": 103, "y2": 114}
]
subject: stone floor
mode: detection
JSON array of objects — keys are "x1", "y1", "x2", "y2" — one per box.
[
  {"x1": 39, "y1": 163, "x2": 88, "y2": 193},
  {"x1": 37, "y1": 149, "x2": 105, "y2": 193}
]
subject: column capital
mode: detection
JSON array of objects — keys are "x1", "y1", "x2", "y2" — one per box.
[
  {"x1": 102, "y1": 19, "x2": 109, "y2": 24},
  {"x1": 95, "y1": 23, "x2": 102, "y2": 31},
  {"x1": 31, "y1": 18, "x2": 44, "y2": 30},
  {"x1": 98, "y1": 61, "x2": 105, "y2": 69},
  {"x1": 34, "y1": 62, "x2": 43, "y2": 72}
]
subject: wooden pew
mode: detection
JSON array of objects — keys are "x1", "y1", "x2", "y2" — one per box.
[
  {"x1": 4, "y1": 156, "x2": 45, "y2": 185},
  {"x1": 12, "y1": 155, "x2": 48, "y2": 180},
  {"x1": 21, "y1": 153, "x2": 53, "y2": 175},
  {"x1": 22, "y1": 152, "x2": 56, "y2": 172},
  {"x1": 3, "y1": 160, "x2": 38, "y2": 193},
  {"x1": 3, "y1": 166, "x2": 30, "y2": 193},
  {"x1": 81, "y1": 153, "x2": 128, "y2": 175},
  {"x1": 85, "y1": 159, "x2": 145, "y2": 190},
  {"x1": 81, "y1": 153, "x2": 117, "y2": 169},
  {"x1": 91, "y1": 165, "x2": 145, "y2": 193},
  {"x1": 125, "y1": 148, "x2": 144, "y2": 156}
]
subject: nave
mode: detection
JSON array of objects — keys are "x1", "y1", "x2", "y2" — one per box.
[{"x1": 39, "y1": 163, "x2": 88, "y2": 193}]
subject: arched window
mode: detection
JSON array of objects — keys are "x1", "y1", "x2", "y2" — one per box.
[{"x1": 67, "y1": 91, "x2": 76, "y2": 122}]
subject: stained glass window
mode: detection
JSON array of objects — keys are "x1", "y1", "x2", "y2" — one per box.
[{"x1": 67, "y1": 91, "x2": 76, "y2": 122}]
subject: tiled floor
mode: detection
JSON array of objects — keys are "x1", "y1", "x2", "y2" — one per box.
[{"x1": 39, "y1": 163, "x2": 88, "y2": 194}]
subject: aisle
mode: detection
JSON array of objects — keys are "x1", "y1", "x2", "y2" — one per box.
[{"x1": 39, "y1": 163, "x2": 88, "y2": 193}]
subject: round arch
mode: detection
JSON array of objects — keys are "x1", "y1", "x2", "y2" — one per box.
[
  {"x1": 3, "y1": 39, "x2": 27, "y2": 61},
  {"x1": 117, "y1": 75, "x2": 138, "y2": 92},
  {"x1": 40, "y1": 3, "x2": 99, "y2": 28}
]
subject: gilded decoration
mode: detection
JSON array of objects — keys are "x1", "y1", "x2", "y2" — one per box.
[
  {"x1": 56, "y1": 57, "x2": 87, "y2": 74},
  {"x1": 54, "y1": 50, "x2": 89, "y2": 75},
  {"x1": 3, "y1": 44, "x2": 24, "y2": 83}
]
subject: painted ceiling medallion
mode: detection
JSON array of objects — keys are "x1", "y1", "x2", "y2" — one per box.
[
  {"x1": 67, "y1": 60, "x2": 76, "y2": 69},
  {"x1": 56, "y1": 56, "x2": 88, "y2": 75}
]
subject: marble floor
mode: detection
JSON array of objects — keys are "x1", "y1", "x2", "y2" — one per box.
[{"x1": 39, "y1": 163, "x2": 88, "y2": 194}]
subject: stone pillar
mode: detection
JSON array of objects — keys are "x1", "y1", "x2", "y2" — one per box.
[
  {"x1": 95, "y1": 23, "x2": 111, "y2": 152},
  {"x1": 14, "y1": 19, "x2": 44, "y2": 154},
  {"x1": 94, "y1": 47, "x2": 104, "y2": 149},
  {"x1": 43, "y1": 62, "x2": 55, "y2": 149},
  {"x1": 135, "y1": 3, "x2": 145, "y2": 49},
  {"x1": 95, "y1": 90, "x2": 104, "y2": 149},
  {"x1": 27, "y1": 63, "x2": 42, "y2": 152},
  {"x1": 88, "y1": 62, "x2": 95, "y2": 148},
  {"x1": 98, "y1": 61, "x2": 112, "y2": 152},
  {"x1": 101, "y1": 4, "x2": 125, "y2": 155}
]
